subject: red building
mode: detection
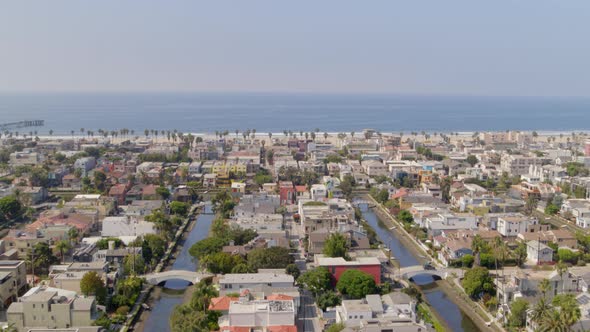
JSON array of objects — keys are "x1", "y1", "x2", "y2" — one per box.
[
  {"x1": 279, "y1": 181, "x2": 296, "y2": 205},
  {"x1": 315, "y1": 255, "x2": 382, "y2": 284}
]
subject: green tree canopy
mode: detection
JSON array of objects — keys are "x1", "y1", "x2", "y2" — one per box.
[
  {"x1": 508, "y1": 298, "x2": 529, "y2": 328},
  {"x1": 246, "y1": 247, "x2": 294, "y2": 271},
  {"x1": 202, "y1": 252, "x2": 245, "y2": 274},
  {"x1": 466, "y1": 155, "x2": 478, "y2": 167},
  {"x1": 285, "y1": 264, "x2": 301, "y2": 280},
  {"x1": 156, "y1": 186, "x2": 171, "y2": 200},
  {"x1": 123, "y1": 254, "x2": 146, "y2": 275},
  {"x1": 189, "y1": 237, "x2": 227, "y2": 260},
  {"x1": 461, "y1": 266, "x2": 495, "y2": 299},
  {"x1": 297, "y1": 267, "x2": 333, "y2": 296},
  {"x1": 323, "y1": 233, "x2": 349, "y2": 259},
  {"x1": 170, "y1": 201, "x2": 190, "y2": 216},
  {"x1": 28, "y1": 242, "x2": 59, "y2": 275},
  {"x1": 336, "y1": 269, "x2": 377, "y2": 299},
  {"x1": 80, "y1": 271, "x2": 106, "y2": 304},
  {"x1": 397, "y1": 210, "x2": 414, "y2": 224},
  {"x1": 0, "y1": 195, "x2": 21, "y2": 220}
]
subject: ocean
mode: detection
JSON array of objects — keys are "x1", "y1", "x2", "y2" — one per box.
[{"x1": 0, "y1": 93, "x2": 589, "y2": 134}]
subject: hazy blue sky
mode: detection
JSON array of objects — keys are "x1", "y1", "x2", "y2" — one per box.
[{"x1": 1, "y1": 1, "x2": 589, "y2": 96}]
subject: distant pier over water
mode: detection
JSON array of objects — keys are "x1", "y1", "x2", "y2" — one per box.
[{"x1": 0, "y1": 120, "x2": 44, "y2": 131}]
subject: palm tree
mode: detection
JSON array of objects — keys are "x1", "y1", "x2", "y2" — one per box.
[
  {"x1": 68, "y1": 228, "x2": 79, "y2": 245},
  {"x1": 471, "y1": 234, "x2": 486, "y2": 266},
  {"x1": 268, "y1": 132, "x2": 272, "y2": 141},
  {"x1": 539, "y1": 278, "x2": 551, "y2": 298},
  {"x1": 537, "y1": 308, "x2": 568, "y2": 332},
  {"x1": 531, "y1": 297, "x2": 552, "y2": 326},
  {"x1": 55, "y1": 240, "x2": 71, "y2": 264}
]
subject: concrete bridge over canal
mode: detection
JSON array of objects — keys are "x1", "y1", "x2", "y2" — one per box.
[
  {"x1": 394, "y1": 265, "x2": 463, "y2": 280},
  {"x1": 144, "y1": 270, "x2": 213, "y2": 286}
]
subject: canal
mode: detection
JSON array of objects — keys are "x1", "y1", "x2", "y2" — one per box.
[
  {"x1": 142, "y1": 204, "x2": 215, "y2": 332},
  {"x1": 359, "y1": 204, "x2": 480, "y2": 332}
]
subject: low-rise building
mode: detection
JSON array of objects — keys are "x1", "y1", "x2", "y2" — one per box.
[
  {"x1": 526, "y1": 240, "x2": 553, "y2": 264},
  {"x1": 219, "y1": 273, "x2": 295, "y2": 292},
  {"x1": 315, "y1": 255, "x2": 381, "y2": 284},
  {"x1": 7, "y1": 287, "x2": 99, "y2": 332}
]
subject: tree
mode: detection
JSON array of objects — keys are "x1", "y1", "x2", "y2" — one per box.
[
  {"x1": 558, "y1": 248, "x2": 578, "y2": 264},
  {"x1": 514, "y1": 242, "x2": 528, "y2": 266},
  {"x1": 524, "y1": 195, "x2": 539, "y2": 215},
  {"x1": 325, "y1": 323, "x2": 345, "y2": 332},
  {"x1": 285, "y1": 264, "x2": 301, "y2": 280},
  {"x1": 146, "y1": 209, "x2": 174, "y2": 239},
  {"x1": 55, "y1": 240, "x2": 71, "y2": 264},
  {"x1": 0, "y1": 195, "x2": 21, "y2": 220},
  {"x1": 170, "y1": 201, "x2": 190, "y2": 216},
  {"x1": 461, "y1": 266, "x2": 495, "y2": 299},
  {"x1": 336, "y1": 270, "x2": 377, "y2": 299},
  {"x1": 123, "y1": 254, "x2": 146, "y2": 275},
  {"x1": 28, "y1": 242, "x2": 59, "y2": 275},
  {"x1": 552, "y1": 293, "x2": 582, "y2": 328},
  {"x1": 93, "y1": 171, "x2": 107, "y2": 192},
  {"x1": 170, "y1": 281, "x2": 221, "y2": 331},
  {"x1": 297, "y1": 267, "x2": 333, "y2": 296},
  {"x1": 544, "y1": 203, "x2": 560, "y2": 215},
  {"x1": 246, "y1": 247, "x2": 294, "y2": 271},
  {"x1": 231, "y1": 264, "x2": 250, "y2": 273},
  {"x1": 189, "y1": 237, "x2": 226, "y2": 259},
  {"x1": 508, "y1": 298, "x2": 529, "y2": 328},
  {"x1": 156, "y1": 186, "x2": 171, "y2": 200},
  {"x1": 80, "y1": 271, "x2": 106, "y2": 304},
  {"x1": 466, "y1": 155, "x2": 478, "y2": 167},
  {"x1": 323, "y1": 233, "x2": 349, "y2": 259},
  {"x1": 460, "y1": 254, "x2": 474, "y2": 268},
  {"x1": 317, "y1": 291, "x2": 341, "y2": 311},
  {"x1": 397, "y1": 210, "x2": 414, "y2": 224},
  {"x1": 202, "y1": 252, "x2": 245, "y2": 274},
  {"x1": 531, "y1": 296, "x2": 552, "y2": 327}
]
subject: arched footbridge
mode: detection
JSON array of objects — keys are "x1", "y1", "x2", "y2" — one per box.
[
  {"x1": 144, "y1": 270, "x2": 213, "y2": 285},
  {"x1": 394, "y1": 266, "x2": 463, "y2": 280}
]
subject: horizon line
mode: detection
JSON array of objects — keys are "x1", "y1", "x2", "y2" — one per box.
[{"x1": 0, "y1": 90, "x2": 589, "y2": 99}]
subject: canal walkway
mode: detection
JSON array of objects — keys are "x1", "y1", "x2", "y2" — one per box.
[
  {"x1": 134, "y1": 204, "x2": 215, "y2": 332},
  {"x1": 361, "y1": 194, "x2": 503, "y2": 332},
  {"x1": 357, "y1": 197, "x2": 486, "y2": 332}
]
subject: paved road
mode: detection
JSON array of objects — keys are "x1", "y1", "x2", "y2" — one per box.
[{"x1": 299, "y1": 290, "x2": 322, "y2": 332}]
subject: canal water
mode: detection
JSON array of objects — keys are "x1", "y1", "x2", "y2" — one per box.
[
  {"x1": 359, "y1": 204, "x2": 480, "y2": 332},
  {"x1": 142, "y1": 205, "x2": 215, "y2": 332}
]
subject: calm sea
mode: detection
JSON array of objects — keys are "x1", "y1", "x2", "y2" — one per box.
[{"x1": 0, "y1": 93, "x2": 589, "y2": 134}]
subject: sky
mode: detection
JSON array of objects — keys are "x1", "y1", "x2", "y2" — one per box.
[{"x1": 1, "y1": 1, "x2": 589, "y2": 97}]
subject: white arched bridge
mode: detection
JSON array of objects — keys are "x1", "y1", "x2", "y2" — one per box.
[
  {"x1": 144, "y1": 270, "x2": 213, "y2": 286},
  {"x1": 394, "y1": 265, "x2": 463, "y2": 280}
]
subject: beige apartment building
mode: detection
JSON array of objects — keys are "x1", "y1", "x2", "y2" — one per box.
[{"x1": 7, "y1": 287, "x2": 99, "y2": 332}]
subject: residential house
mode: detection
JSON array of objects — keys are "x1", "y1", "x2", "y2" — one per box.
[{"x1": 526, "y1": 240, "x2": 553, "y2": 264}]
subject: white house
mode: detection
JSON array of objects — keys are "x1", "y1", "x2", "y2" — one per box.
[
  {"x1": 497, "y1": 214, "x2": 537, "y2": 237},
  {"x1": 526, "y1": 240, "x2": 553, "y2": 264}
]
